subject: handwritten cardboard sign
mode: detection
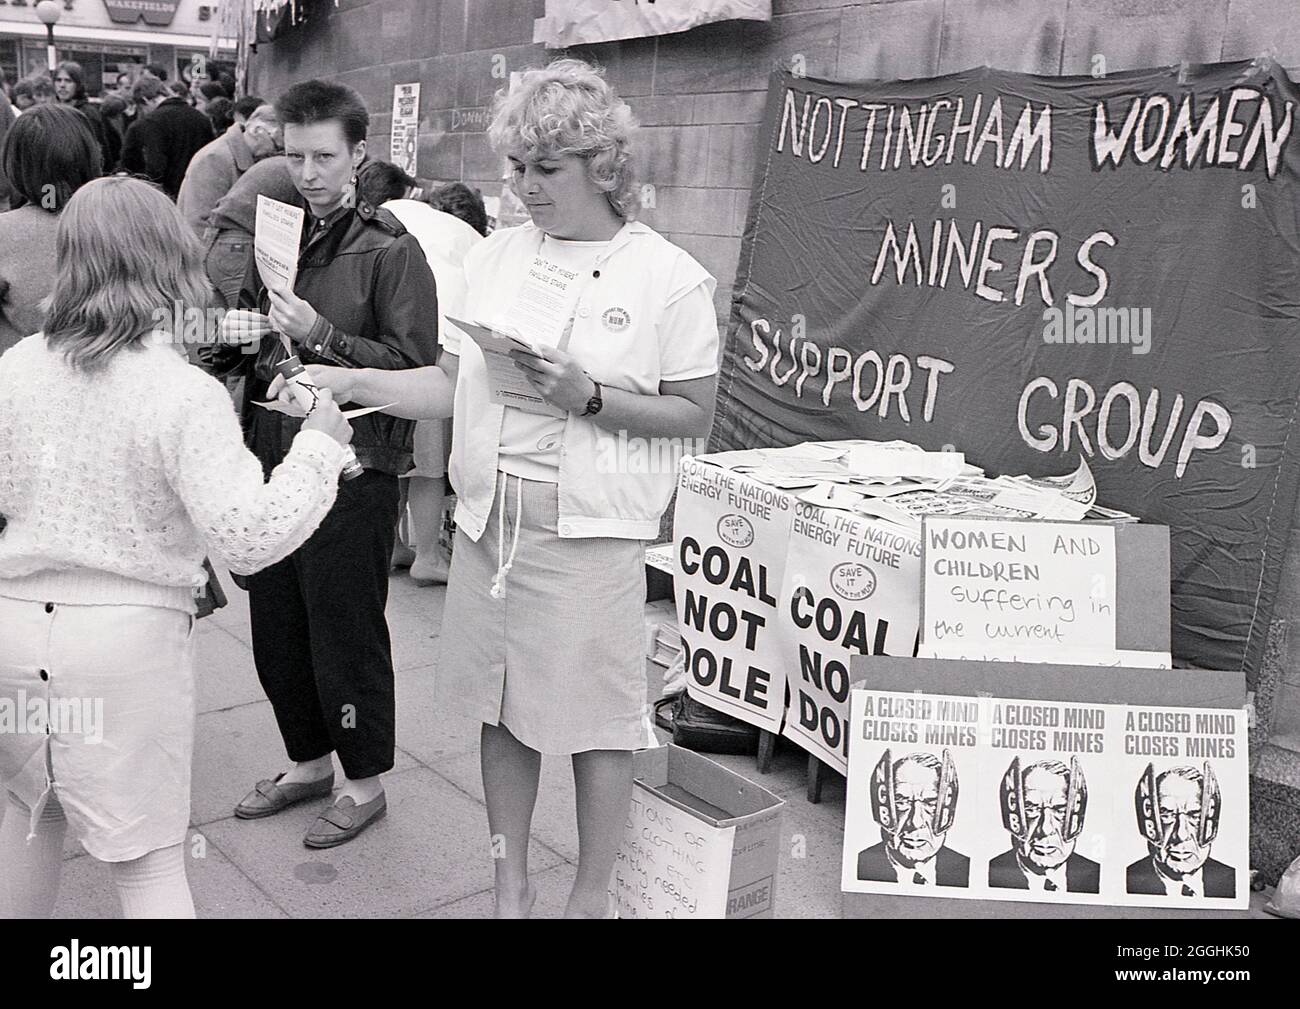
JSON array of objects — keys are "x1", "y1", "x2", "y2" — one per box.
[
  {"x1": 611, "y1": 781, "x2": 736, "y2": 918},
  {"x1": 922, "y1": 517, "x2": 1117, "y2": 654}
]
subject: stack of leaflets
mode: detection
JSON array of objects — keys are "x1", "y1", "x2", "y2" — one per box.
[
  {"x1": 692, "y1": 441, "x2": 1136, "y2": 533},
  {"x1": 643, "y1": 599, "x2": 681, "y2": 669}
]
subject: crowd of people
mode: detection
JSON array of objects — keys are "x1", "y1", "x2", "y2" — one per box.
[
  {"x1": 0, "y1": 57, "x2": 719, "y2": 920},
  {"x1": 0, "y1": 62, "x2": 245, "y2": 203}
]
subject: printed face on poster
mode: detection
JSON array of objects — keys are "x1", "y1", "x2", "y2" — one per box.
[{"x1": 841, "y1": 688, "x2": 1249, "y2": 909}]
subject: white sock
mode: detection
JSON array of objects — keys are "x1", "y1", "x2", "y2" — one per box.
[
  {"x1": 0, "y1": 792, "x2": 68, "y2": 918},
  {"x1": 110, "y1": 844, "x2": 195, "y2": 919}
]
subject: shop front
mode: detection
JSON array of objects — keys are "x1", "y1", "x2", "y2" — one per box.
[{"x1": 0, "y1": 0, "x2": 233, "y2": 93}]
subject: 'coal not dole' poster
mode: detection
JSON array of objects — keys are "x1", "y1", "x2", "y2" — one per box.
[
  {"x1": 841, "y1": 689, "x2": 1248, "y2": 909},
  {"x1": 776, "y1": 504, "x2": 921, "y2": 773},
  {"x1": 675, "y1": 457, "x2": 793, "y2": 733}
]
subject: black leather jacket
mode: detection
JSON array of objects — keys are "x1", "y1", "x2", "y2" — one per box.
[{"x1": 207, "y1": 197, "x2": 440, "y2": 476}]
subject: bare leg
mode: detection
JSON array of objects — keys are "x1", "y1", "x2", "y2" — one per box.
[
  {"x1": 408, "y1": 476, "x2": 449, "y2": 584},
  {"x1": 568, "y1": 749, "x2": 633, "y2": 919},
  {"x1": 480, "y1": 722, "x2": 540, "y2": 918},
  {"x1": 0, "y1": 793, "x2": 66, "y2": 918}
]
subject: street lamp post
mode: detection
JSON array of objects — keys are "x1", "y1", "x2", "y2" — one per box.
[{"x1": 35, "y1": 1, "x2": 62, "y2": 75}]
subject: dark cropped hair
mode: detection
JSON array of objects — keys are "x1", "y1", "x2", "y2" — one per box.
[
  {"x1": 54, "y1": 61, "x2": 88, "y2": 102},
  {"x1": 144, "y1": 62, "x2": 168, "y2": 82},
  {"x1": 276, "y1": 79, "x2": 369, "y2": 146},
  {"x1": 357, "y1": 159, "x2": 416, "y2": 206},
  {"x1": 206, "y1": 96, "x2": 235, "y2": 133},
  {"x1": 430, "y1": 182, "x2": 488, "y2": 236},
  {"x1": 1, "y1": 103, "x2": 101, "y2": 211},
  {"x1": 234, "y1": 95, "x2": 265, "y2": 120},
  {"x1": 198, "y1": 80, "x2": 225, "y2": 103}
]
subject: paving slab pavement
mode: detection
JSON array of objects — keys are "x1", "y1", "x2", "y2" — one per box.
[{"x1": 8, "y1": 568, "x2": 1280, "y2": 919}]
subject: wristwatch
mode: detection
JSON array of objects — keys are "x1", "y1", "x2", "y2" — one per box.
[{"x1": 581, "y1": 377, "x2": 603, "y2": 417}]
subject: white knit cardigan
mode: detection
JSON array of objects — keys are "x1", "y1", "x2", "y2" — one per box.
[{"x1": 0, "y1": 334, "x2": 346, "y2": 613}]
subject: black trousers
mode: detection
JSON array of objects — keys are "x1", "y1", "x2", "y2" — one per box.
[{"x1": 247, "y1": 470, "x2": 400, "y2": 780}]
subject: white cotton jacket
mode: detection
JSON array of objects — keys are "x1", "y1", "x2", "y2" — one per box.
[{"x1": 447, "y1": 220, "x2": 718, "y2": 541}]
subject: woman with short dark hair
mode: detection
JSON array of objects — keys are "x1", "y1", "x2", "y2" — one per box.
[
  {"x1": 209, "y1": 79, "x2": 441, "y2": 849},
  {"x1": 0, "y1": 104, "x2": 101, "y2": 354}
]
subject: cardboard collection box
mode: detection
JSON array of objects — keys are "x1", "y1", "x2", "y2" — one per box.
[{"x1": 614, "y1": 744, "x2": 785, "y2": 919}]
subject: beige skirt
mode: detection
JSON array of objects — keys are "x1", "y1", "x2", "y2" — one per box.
[{"x1": 436, "y1": 474, "x2": 652, "y2": 754}]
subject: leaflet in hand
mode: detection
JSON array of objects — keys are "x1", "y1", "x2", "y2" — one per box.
[
  {"x1": 445, "y1": 315, "x2": 565, "y2": 418},
  {"x1": 254, "y1": 195, "x2": 303, "y2": 293}
]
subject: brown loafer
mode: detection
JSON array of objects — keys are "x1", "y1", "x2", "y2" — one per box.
[
  {"x1": 303, "y1": 793, "x2": 387, "y2": 848},
  {"x1": 234, "y1": 772, "x2": 335, "y2": 820}
]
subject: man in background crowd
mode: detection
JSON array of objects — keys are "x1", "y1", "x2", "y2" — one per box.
[
  {"x1": 12, "y1": 75, "x2": 54, "y2": 111},
  {"x1": 233, "y1": 95, "x2": 266, "y2": 126},
  {"x1": 53, "y1": 61, "x2": 115, "y2": 175},
  {"x1": 122, "y1": 76, "x2": 214, "y2": 200},
  {"x1": 178, "y1": 98, "x2": 280, "y2": 235}
]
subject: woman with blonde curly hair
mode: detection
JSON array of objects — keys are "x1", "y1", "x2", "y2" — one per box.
[{"x1": 273, "y1": 57, "x2": 720, "y2": 916}]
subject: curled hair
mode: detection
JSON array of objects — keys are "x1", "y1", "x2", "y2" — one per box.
[
  {"x1": 488, "y1": 58, "x2": 638, "y2": 219},
  {"x1": 1, "y1": 103, "x2": 101, "y2": 210},
  {"x1": 43, "y1": 177, "x2": 211, "y2": 372},
  {"x1": 132, "y1": 75, "x2": 166, "y2": 104},
  {"x1": 19, "y1": 74, "x2": 55, "y2": 102}
]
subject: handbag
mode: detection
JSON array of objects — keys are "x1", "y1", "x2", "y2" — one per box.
[
  {"x1": 654, "y1": 691, "x2": 760, "y2": 755},
  {"x1": 194, "y1": 557, "x2": 229, "y2": 619}
]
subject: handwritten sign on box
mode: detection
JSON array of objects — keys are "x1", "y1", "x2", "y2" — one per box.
[
  {"x1": 921, "y1": 517, "x2": 1117, "y2": 654},
  {"x1": 611, "y1": 781, "x2": 736, "y2": 919}
]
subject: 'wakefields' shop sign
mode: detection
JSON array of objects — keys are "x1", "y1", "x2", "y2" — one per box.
[{"x1": 712, "y1": 60, "x2": 1300, "y2": 682}]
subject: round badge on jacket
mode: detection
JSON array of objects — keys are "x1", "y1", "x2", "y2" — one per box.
[{"x1": 601, "y1": 307, "x2": 631, "y2": 332}]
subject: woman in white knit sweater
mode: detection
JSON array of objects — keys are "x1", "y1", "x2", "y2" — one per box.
[{"x1": 0, "y1": 176, "x2": 355, "y2": 918}]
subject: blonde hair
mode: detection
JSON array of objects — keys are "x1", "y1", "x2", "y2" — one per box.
[
  {"x1": 488, "y1": 58, "x2": 638, "y2": 219},
  {"x1": 44, "y1": 177, "x2": 212, "y2": 371}
]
